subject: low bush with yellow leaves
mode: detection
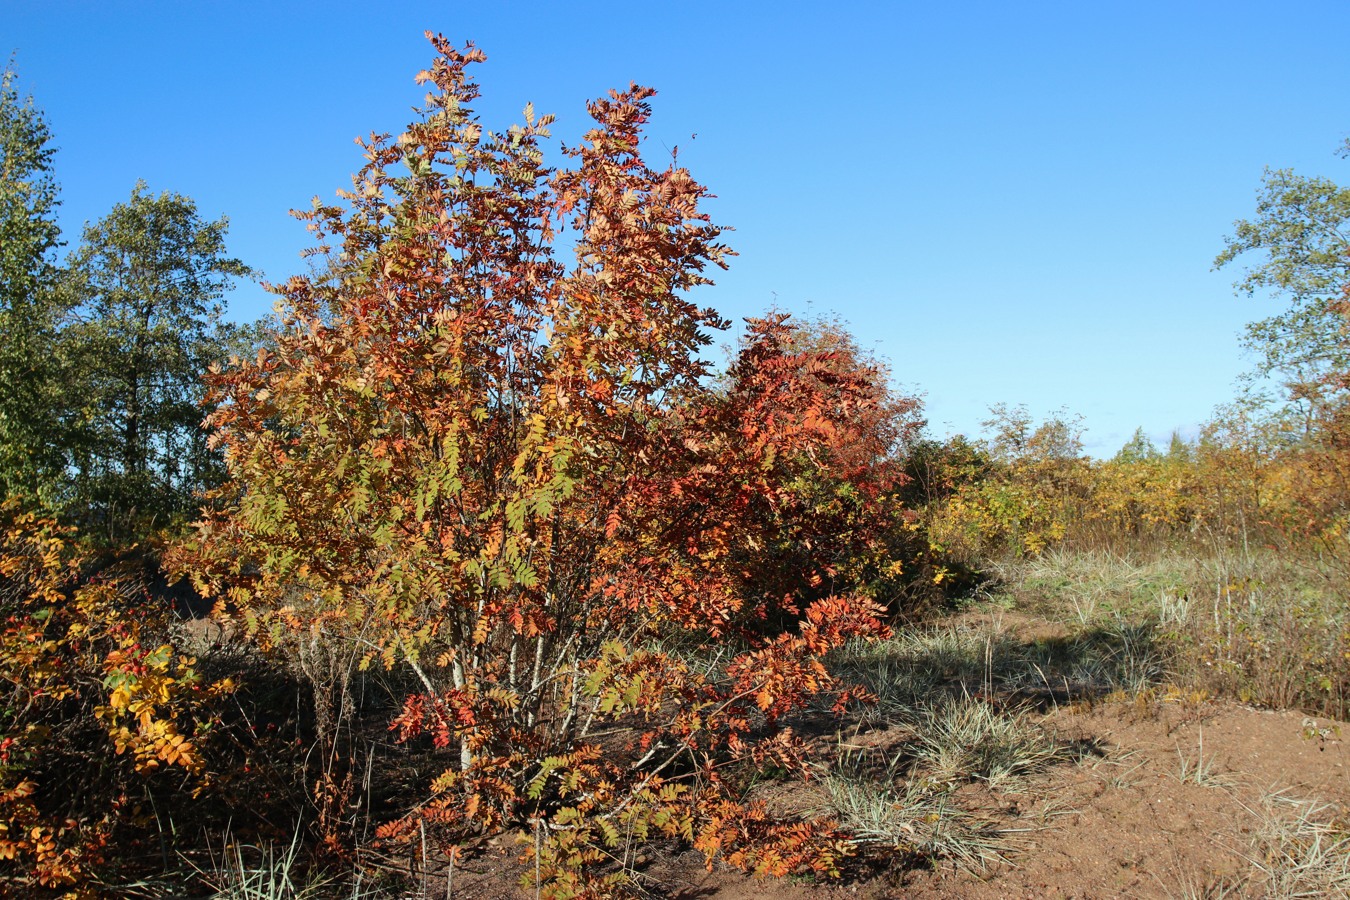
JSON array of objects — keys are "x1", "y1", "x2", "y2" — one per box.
[{"x1": 0, "y1": 503, "x2": 234, "y2": 894}]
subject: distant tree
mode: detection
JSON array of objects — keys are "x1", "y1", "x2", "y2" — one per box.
[
  {"x1": 1114, "y1": 427, "x2": 1159, "y2": 463},
  {"x1": 981, "y1": 403, "x2": 1084, "y2": 464},
  {"x1": 0, "y1": 61, "x2": 65, "y2": 504},
  {"x1": 900, "y1": 434, "x2": 989, "y2": 508},
  {"x1": 929, "y1": 405, "x2": 1090, "y2": 557},
  {"x1": 1165, "y1": 429, "x2": 1193, "y2": 463},
  {"x1": 1215, "y1": 147, "x2": 1350, "y2": 423},
  {"x1": 59, "y1": 182, "x2": 252, "y2": 542}
]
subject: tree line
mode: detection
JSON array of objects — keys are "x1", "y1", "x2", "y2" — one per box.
[{"x1": 2, "y1": 63, "x2": 256, "y2": 548}]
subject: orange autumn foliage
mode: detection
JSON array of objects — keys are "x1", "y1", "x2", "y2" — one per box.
[{"x1": 175, "y1": 36, "x2": 897, "y2": 897}]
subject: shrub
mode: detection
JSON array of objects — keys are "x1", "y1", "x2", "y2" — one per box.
[
  {"x1": 177, "y1": 36, "x2": 888, "y2": 897},
  {"x1": 0, "y1": 503, "x2": 230, "y2": 894}
]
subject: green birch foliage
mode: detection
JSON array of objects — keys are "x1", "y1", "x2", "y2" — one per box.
[
  {"x1": 0, "y1": 62, "x2": 64, "y2": 503},
  {"x1": 59, "y1": 182, "x2": 253, "y2": 541},
  {"x1": 1215, "y1": 149, "x2": 1350, "y2": 421}
]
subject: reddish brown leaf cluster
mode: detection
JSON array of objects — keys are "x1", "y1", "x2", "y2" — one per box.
[{"x1": 174, "y1": 35, "x2": 913, "y2": 896}]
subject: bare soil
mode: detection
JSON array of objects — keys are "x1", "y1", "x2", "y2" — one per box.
[
  {"x1": 676, "y1": 701, "x2": 1346, "y2": 899},
  {"x1": 438, "y1": 698, "x2": 1348, "y2": 899}
]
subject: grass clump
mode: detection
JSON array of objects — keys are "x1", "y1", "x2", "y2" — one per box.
[
  {"x1": 821, "y1": 770, "x2": 1007, "y2": 870},
  {"x1": 820, "y1": 695, "x2": 1070, "y2": 871},
  {"x1": 1172, "y1": 733, "x2": 1230, "y2": 789},
  {"x1": 826, "y1": 627, "x2": 996, "y2": 723},
  {"x1": 202, "y1": 837, "x2": 323, "y2": 900},
  {"x1": 187, "y1": 831, "x2": 392, "y2": 900},
  {"x1": 1246, "y1": 791, "x2": 1350, "y2": 899},
  {"x1": 910, "y1": 696, "x2": 1066, "y2": 787}
]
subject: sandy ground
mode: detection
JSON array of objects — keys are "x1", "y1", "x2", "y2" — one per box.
[{"x1": 437, "y1": 698, "x2": 1348, "y2": 899}]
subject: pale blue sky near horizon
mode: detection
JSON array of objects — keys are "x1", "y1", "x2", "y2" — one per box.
[{"x1": 7, "y1": 1, "x2": 1350, "y2": 455}]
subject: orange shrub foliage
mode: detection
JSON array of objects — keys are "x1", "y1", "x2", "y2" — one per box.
[
  {"x1": 723, "y1": 315, "x2": 926, "y2": 622},
  {"x1": 176, "y1": 36, "x2": 892, "y2": 896}
]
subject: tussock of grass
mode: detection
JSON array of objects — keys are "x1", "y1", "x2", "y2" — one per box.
[
  {"x1": 1172, "y1": 728, "x2": 1230, "y2": 788},
  {"x1": 821, "y1": 772, "x2": 1008, "y2": 870},
  {"x1": 827, "y1": 627, "x2": 996, "y2": 722},
  {"x1": 190, "y1": 832, "x2": 391, "y2": 900},
  {"x1": 1095, "y1": 615, "x2": 1169, "y2": 694},
  {"x1": 1173, "y1": 751, "x2": 1225, "y2": 789},
  {"x1": 1246, "y1": 791, "x2": 1350, "y2": 899},
  {"x1": 910, "y1": 696, "x2": 1066, "y2": 787},
  {"x1": 204, "y1": 836, "x2": 322, "y2": 900},
  {"x1": 1162, "y1": 871, "x2": 1245, "y2": 900}
]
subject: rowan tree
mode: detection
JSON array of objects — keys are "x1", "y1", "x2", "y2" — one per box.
[{"x1": 178, "y1": 36, "x2": 887, "y2": 895}]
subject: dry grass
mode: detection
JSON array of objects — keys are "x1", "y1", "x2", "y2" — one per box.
[
  {"x1": 1172, "y1": 728, "x2": 1231, "y2": 789},
  {"x1": 1245, "y1": 791, "x2": 1350, "y2": 899},
  {"x1": 819, "y1": 686, "x2": 1070, "y2": 871},
  {"x1": 821, "y1": 544, "x2": 1350, "y2": 890},
  {"x1": 820, "y1": 768, "x2": 1009, "y2": 870},
  {"x1": 909, "y1": 695, "x2": 1067, "y2": 788},
  {"x1": 991, "y1": 547, "x2": 1350, "y2": 720},
  {"x1": 828, "y1": 600, "x2": 1171, "y2": 728}
]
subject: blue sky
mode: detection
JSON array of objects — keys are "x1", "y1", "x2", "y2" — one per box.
[{"x1": 7, "y1": 1, "x2": 1350, "y2": 454}]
